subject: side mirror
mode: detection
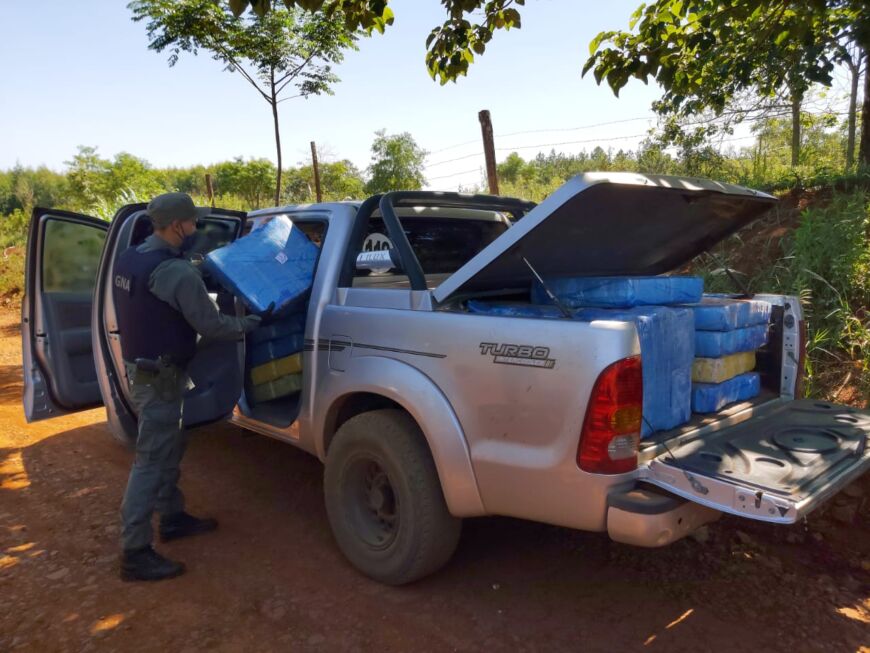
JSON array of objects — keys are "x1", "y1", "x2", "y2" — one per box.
[{"x1": 355, "y1": 248, "x2": 401, "y2": 273}]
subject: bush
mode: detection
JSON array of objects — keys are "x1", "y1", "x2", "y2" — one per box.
[
  {"x1": 0, "y1": 246, "x2": 25, "y2": 298},
  {"x1": 0, "y1": 209, "x2": 30, "y2": 248},
  {"x1": 695, "y1": 189, "x2": 870, "y2": 402}
]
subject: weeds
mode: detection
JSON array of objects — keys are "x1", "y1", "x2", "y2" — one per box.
[{"x1": 694, "y1": 188, "x2": 870, "y2": 404}]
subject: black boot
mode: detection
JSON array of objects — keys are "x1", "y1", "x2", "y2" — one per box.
[
  {"x1": 120, "y1": 546, "x2": 185, "y2": 582},
  {"x1": 159, "y1": 511, "x2": 218, "y2": 542}
]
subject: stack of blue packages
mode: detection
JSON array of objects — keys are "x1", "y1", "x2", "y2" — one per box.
[
  {"x1": 246, "y1": 312, "x2": 306, "y2": 403},
  {"x1": 467, "y1": 300, "x2": 694, "y2": 437},
  {"x1": 249, "y1": 312, "x2": 306, "y2": 367},
  {"x1": 686, "y1": 295, "x2": 771, "y2": 413},
  {"x1": 531, "y1": 275, "x2": 704, "y2": 309},
  {"x1": 203, "y1": 215, "x2": 319, "y2": 315}
]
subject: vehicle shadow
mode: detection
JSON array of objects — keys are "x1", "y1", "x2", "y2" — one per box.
[
  {"x1": 2, "y1": 419, "x2": 868, "y2": 652},
  {"x1": 0, "y1": 321, "x2": 20, "y2": 339},
  {"x1": 0, "y1": 365, "x2": 22, "y2": 406}
]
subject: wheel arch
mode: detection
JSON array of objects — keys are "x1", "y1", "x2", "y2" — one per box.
[{"x1": 314, "y1": 357, "x2": 486, "y2": 517}]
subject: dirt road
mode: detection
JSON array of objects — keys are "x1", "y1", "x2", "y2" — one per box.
[{"x1": 1, "y1": 307, "x2": 868, "y2": 652}]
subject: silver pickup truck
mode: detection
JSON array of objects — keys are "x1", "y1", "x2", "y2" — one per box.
[{"x1": 22, "y1": 173, "x2": 870, "y2": 585}]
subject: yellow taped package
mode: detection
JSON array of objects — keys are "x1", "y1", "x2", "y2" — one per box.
[
  {"x1": 692, "y1": 351, "x2": 756, "y2": 384},
  {"x1": 251, "y1": 372, "x2": 303, "y2": 403},
  {"x1": 250, "y1": 353, "x2": 303, "y2": 386}
]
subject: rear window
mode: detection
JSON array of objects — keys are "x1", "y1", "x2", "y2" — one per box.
[{"x1": 360, "y1": 217, "x2": 508, "y2": 276}]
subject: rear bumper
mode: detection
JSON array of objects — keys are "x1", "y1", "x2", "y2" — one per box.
[{"x1": 606, "y1": 486, "x2": 720, "y2": 547}]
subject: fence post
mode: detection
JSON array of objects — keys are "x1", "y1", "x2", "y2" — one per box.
[
  {"x1": 205, "y1": 173, "x2": 215, "y2": 207},
  {"x1": 310, "y1": 141, "x2": 323, "y2": 203},
  {"x1": 478, "y1": 109, "x2": 499, "y2": 195}
]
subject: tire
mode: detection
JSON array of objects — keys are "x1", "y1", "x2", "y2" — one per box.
[{"x1": 324, "y1": 409, "x2": 462, "y2": 585}]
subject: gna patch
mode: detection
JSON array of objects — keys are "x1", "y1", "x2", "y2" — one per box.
[{"x1": 479, "y1": 342, "x2": 556, "y2": 369}]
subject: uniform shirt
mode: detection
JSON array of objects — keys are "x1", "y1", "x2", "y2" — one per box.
[{"x1": 139, "y1": 234, "x2": 260, "y2": 341}]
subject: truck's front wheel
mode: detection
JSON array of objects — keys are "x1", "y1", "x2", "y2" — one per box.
[{"x1": 324, "y1": 409, "x2": 462, "y2": 585}]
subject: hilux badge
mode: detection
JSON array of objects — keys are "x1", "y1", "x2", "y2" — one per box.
[{"x1": 479, "y1": 342, "x2": 556, "y2": 369}]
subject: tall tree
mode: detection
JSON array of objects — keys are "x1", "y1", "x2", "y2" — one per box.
[
  {"x1": 129, "y1": 0, "x2": 358, "y2": 204},
  {"x1": 584, "y1": 0, "x2": 870, "y2": 168},
  {"x1": 843, "y1": 43, "x2": 865, "y2": 168},
  {"x1": 364, "y1": 130, "x2": 427, "y2": 194}
]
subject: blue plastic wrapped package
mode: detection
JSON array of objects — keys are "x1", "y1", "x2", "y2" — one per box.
[
  {"x1": 684, "y1": 296, "x2": 771, "y2": 331},
  {"x1": 466, "y1": 300, "x2": 565, "y2": 319},
  {"x1": 250, "y1": 333, "x2": 305, "y2": 367},
  {"x1": 574, "y1": 306, "x2": 694, "y2": 437},
  {"x1": 695, "y1": 324, "x2": 768, "y2": 357},
  {"x1": 203, "y1": 215, "x2": 319, "y2": 315},
  {"x1": 531, "y1": 275, "x2": 703, "y2": 309},
  {"x1": 692, "y1": 372, "x2": 761, "y2": 413},
  {"x1": 248, "y1": 312, "x2": 306, "y2": 346}
]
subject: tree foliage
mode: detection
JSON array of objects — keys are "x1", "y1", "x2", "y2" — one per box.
[
  {"x1": 364, "y1": 130, "x2": 428, "y2": 194},
  {"x1": 584, "y1": 1, "x2": 870, "y2": 166},
  {"x1": 223, "y1": 0, "x2": 526, "y2": 84},
  {"x1": 129, "y1": 0, "x2": 358, "y2": 203},
  {"x1": 65, "y1": 146, "x2": 165, "y2": 210},
  {"x1": 213, "y1": 157, "x2": 277, "y2": 208},
  {"x1": 285, "y1": 159, "x2": 365, "y2": 201}
]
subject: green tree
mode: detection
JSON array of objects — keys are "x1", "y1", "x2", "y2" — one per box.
[
  {"x1": 0, "y1": 166, "x2": 70, "y2": 214},
  {"x1": 130, "y1": 0, "x2": 358, "y2": 204},
  {"x1": 364, "y1": 130, "x2": 428, "y2": 194},
  {"x1": 584, "y1": 0, "x2": 870, "y2": 168},
  {"x1": 65, "y1": 146, "x2": 164, "y2": 211},
  {"x1": 66, "y1": 146, "x2": 110, "y2": 209},
  {"x1": 284, "y1": 158, "x2": 365, "y2": 201},
  {"x1": 213, "y1": 157, "x2": 277, "y2": 208},
  {"x1": 161, "y1": 164, "x2": 210, "y2": 195}
]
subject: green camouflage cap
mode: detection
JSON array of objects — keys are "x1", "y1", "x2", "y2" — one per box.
[{"x1": 147, "y1": 192, "x2": 210, "y2": 228}]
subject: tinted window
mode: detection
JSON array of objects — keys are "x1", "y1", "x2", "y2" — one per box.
[
  {"x1": 358, "y1": 217, "x2": 508, "y2": 276},
  {"x1": 42, "y1": 219, "x2": 107, "y2": 293}
]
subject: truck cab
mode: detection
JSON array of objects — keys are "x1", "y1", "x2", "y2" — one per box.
[{"x1": 22, "y1": 173, "x2": 870, "y2": 585}]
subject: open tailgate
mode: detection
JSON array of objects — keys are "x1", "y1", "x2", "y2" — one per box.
[{"x1": 642, "y1": 400, "x2": 870, "y2": 524}]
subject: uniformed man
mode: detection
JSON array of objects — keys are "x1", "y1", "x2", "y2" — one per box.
[{"x1": 113, "y1": 192, "x2": 263, "y2": 582}]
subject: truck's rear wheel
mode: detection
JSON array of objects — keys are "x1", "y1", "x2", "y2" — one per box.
[{"x1": 324, "y1": 409, "x2": 461, "y2": 585}]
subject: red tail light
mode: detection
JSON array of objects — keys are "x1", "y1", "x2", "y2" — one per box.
[{"x1": 578, "y1": 356, "x2": 643, "y2": 474}]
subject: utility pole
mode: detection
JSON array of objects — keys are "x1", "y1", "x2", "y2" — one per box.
[
  {"x1": 478, "y1": 109, "x2": 499, "y2": 195},
  {"x1": 310, "y1": 141, "x2": 323, "y2": 203}
]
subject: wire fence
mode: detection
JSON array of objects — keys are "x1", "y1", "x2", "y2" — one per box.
[{"x1": 420, "y1": 101, "x2": 853, "y2": 190}]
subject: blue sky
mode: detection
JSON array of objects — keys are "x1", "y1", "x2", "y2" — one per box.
[{"x1": 1, "y1": 1, "x2": 679, "y2": 190}]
